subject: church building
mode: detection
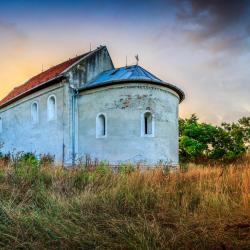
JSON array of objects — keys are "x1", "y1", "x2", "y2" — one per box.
[{"x1": 0, "y1": 46, "x2": 185, "y2": 166}]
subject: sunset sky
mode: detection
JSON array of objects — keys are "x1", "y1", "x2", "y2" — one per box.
[{"x1": 0, "y1": 0, "x2": 249, "y2": 124}]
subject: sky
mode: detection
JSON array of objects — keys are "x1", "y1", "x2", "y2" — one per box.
[{"x1": 0, "y1": 0, "x2": 249, "y2": 124}]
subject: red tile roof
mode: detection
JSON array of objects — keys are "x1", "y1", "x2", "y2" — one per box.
[{"x1": 0, "y1": 52, "x2": 90, "y2": 107}]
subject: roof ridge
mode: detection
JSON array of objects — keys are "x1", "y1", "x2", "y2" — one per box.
[
  {"x1": 0, "y1": 50, "x2": 95, "y2": 107},
  {"x1": 25, "y1": 53, "x2": 87, "y2": 83}
]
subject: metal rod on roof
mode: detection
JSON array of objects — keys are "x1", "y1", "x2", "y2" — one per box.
[{"x1": 135, "y1": 54, "x2": 139, "y2": 65}]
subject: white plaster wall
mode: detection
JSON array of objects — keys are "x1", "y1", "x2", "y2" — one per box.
[
  {"x1": 0, "y1": 81, "x2": 180, "y2": 166},
  {"x1": 0, "y1": 83, "x2": 71, "y2": 163},
  {"x1": 77, "y1": 83, "x2": 180, "y2": 165},
  {"x1": 69, "y1": 47, "x2": 114, "y2": 88},
  {"x1": 0, "y1": 47, "x2": 114, "y2": 165}
]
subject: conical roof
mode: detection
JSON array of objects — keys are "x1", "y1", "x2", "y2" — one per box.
[{"x1": 82, "y1": 65, "x2": 185, "y2": 102}]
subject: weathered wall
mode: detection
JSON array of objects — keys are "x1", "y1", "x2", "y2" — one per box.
[
  {"x1": 68, "y1": 46, "x2": 114, "y2": 87},
  {"x1": 0, "y1": 82, "x2": 71, "y2": 163},
  {"x1": 0, "y1": 46, "x2": 180, "y2": 166},
  {"x1": 0, "y1": 81, "x2": 180, "y2": 166},
  {"x1": 77, "y1": 83, "x2": 179, "y2": 166},
  {"x1": 0, "y1": 46, "x2": 115, "y2": 164}
]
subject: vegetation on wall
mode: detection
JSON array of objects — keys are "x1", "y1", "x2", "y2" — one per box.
[{"x1": 179, "y1": 115, "x2": 250, "y2": 163}]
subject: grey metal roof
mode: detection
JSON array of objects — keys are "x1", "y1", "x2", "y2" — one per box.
[{"x1": 81, "y1": 65, "x2": 185, "y2": 102}]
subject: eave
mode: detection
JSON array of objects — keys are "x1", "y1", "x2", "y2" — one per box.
[
  {"x1": 0, "y1": 76, "x2": 65, "y2": 110},
  {"x1": 79, "y1": 79, "x2": 185, "y2": 103}
]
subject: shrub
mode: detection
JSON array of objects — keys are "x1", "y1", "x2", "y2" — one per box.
[
  {"x1": 118, "y1": 163, "x2": 135, "y2": 174},
  {"x1": 95, "y1": 160, "x2": 111, "y2": 175},
  {"x1": 73, "y1": 169, "x2": 92, "y2": 189},
  {"x1": 10, "y1": 152, "x2": 40, "y2": 184},
  {"x1": 0, "y1": 153, "x2": 11, "y2": 166},
  {"x1": 40, "y1": 154, "x2": 55, "y2": 166}
]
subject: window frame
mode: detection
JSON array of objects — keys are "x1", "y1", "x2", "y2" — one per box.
[
  {"x1": 31, "y1": 101, "x2": 39, "y2": 124},
  {"x1": 96, "y1": 113, "x2": 107, "y2": 139},
  {"x1": 47, "y1": 95, "x2": 57, "y2": 121},
  {"x1": 141, "y1": 111, "x2": 155, "y2": 137}
]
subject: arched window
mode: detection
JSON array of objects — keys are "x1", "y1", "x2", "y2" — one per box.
[
  {"x1": 31, "y1": 102, "x2": 39, "y2": 124},
  {"x1": 141, "y1": 111, "x2": 154, "y2": 137},
  {"x1": 96, "y1": 113, "x2": 107, "y2": 138},
  {"x1": 47, "y1": 95, "x2": 56, "y2": 121},
  {"x1": 0, "y1": 117, "x2": 2, "y2": 134}
]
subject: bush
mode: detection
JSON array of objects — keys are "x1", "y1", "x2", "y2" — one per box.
[
  {"x1": 0, "y1": 153, "x2": 11, "y2": 166},
  {"x1": 11, "y1": 152, "x2": 40, "y2": 184},
  {"x1": 73, "y1": 169, "x2": 92, "y2": 189},
  {"x1": 95, "y1": 161, "x2": 111, "y2": 175},
  {"x1": 39, "y1": 153, "x2": 55, "y2": 166},
  {"x1": 118, "y1": 163, "x2": 135, "y2": 174}
]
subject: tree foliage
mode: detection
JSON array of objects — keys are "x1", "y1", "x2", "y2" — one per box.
[{"x1": 179, "y1": 115, "x2": 250, "y2": 162}]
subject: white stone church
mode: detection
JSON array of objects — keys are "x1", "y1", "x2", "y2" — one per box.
[{"x1": 0, "y1": 46, "x2": 185, "y2": 166}]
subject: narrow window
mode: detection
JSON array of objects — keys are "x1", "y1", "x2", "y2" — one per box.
[
  {"x1": 0, "y1": 117, "x2": 2, "y2": 133},
  {"x1": 31, "y1": 102, "x2": 39, "y2": 124},
  {"x1": 141, "y1": 111, "x2": 154, "y2": 137},
  {"x1": 47, "y1": 95, "x2": 56, "y2": 121},
  {"x1": 96, "y1": 113, "x2": 107, "y2": 138},
  {"x1": 144, "y1": 112, "x2": 152, "y2": 135}
]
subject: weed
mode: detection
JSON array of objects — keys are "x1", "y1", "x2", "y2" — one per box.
[{"x1": 0, "y1": 156, "x2": 249, "y2": 249}]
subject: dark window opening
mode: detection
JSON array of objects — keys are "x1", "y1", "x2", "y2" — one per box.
[
  {"x1": 145, "y1": 116, "x2": 148, "y2": 134},
  {"x1": 144, "y1": 112, "x2": 153, "y2": 135},
  {"x1": 97, "y1": 114, "x2": 106, "y2": 137}
]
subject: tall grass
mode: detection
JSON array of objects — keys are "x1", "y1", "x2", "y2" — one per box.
[{"x1": 0, "y1": 155, "x2": 249, "y2": 249}]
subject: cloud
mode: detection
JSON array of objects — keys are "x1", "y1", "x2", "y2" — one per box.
[
  {"x1": 175, "y1": 0, "x2": 250, "y2": 53},
  {"x1": 0, "y1": 19, "x2": 28, "y2": 55},
  {"x1": 0, "y1": 19, "x2": 30, "y2": 99}
]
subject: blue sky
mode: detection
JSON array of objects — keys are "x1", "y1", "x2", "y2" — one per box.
[{"x1": 0, "y1": 0, "x2": 250, "y2": 123}]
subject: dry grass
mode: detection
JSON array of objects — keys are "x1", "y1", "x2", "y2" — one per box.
[{"x1": 0, "y1": 156, "x2": 249, "y2": 249}]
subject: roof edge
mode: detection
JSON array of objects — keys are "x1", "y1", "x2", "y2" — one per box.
[
  {"x1": 0, "y1": 46, "x2": 110, "y2": 109},
  {"x1": 0, "y1": 75, "x2": 65, "y2": 110},
  {"x1": 79, "y1": 79, "x2": 185, "y2": 103},
  {"x1": 61, "y1": 45, "x2": 113, "y2": 75}
]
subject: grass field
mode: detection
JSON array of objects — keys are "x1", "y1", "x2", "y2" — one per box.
[{"x1": 0, "y1": 155, "x2": 249, "y2": 249}]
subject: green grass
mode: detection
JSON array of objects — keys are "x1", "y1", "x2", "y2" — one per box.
[{"x1": 0, "y1": 155, "x2": 249, "y2": 249}]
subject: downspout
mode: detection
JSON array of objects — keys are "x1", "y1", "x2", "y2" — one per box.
[
  {"x1": 62, "y1": 81, "x2": 65, "y2": 166},
  {"x1": 71, "y1": 86, "x2": 79, "y2": 166}
]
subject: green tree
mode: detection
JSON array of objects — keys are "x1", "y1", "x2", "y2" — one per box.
[
  {"x1": 179, "y1": 115, "x2": 249, "y2": 163},
  {"x1": 238, "y1": 117, "x2": 250, "y2": 146}
]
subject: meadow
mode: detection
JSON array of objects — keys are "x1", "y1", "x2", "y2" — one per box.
[{"x1": 0, "y1": 154, "x2": 249, "y2": 250}]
